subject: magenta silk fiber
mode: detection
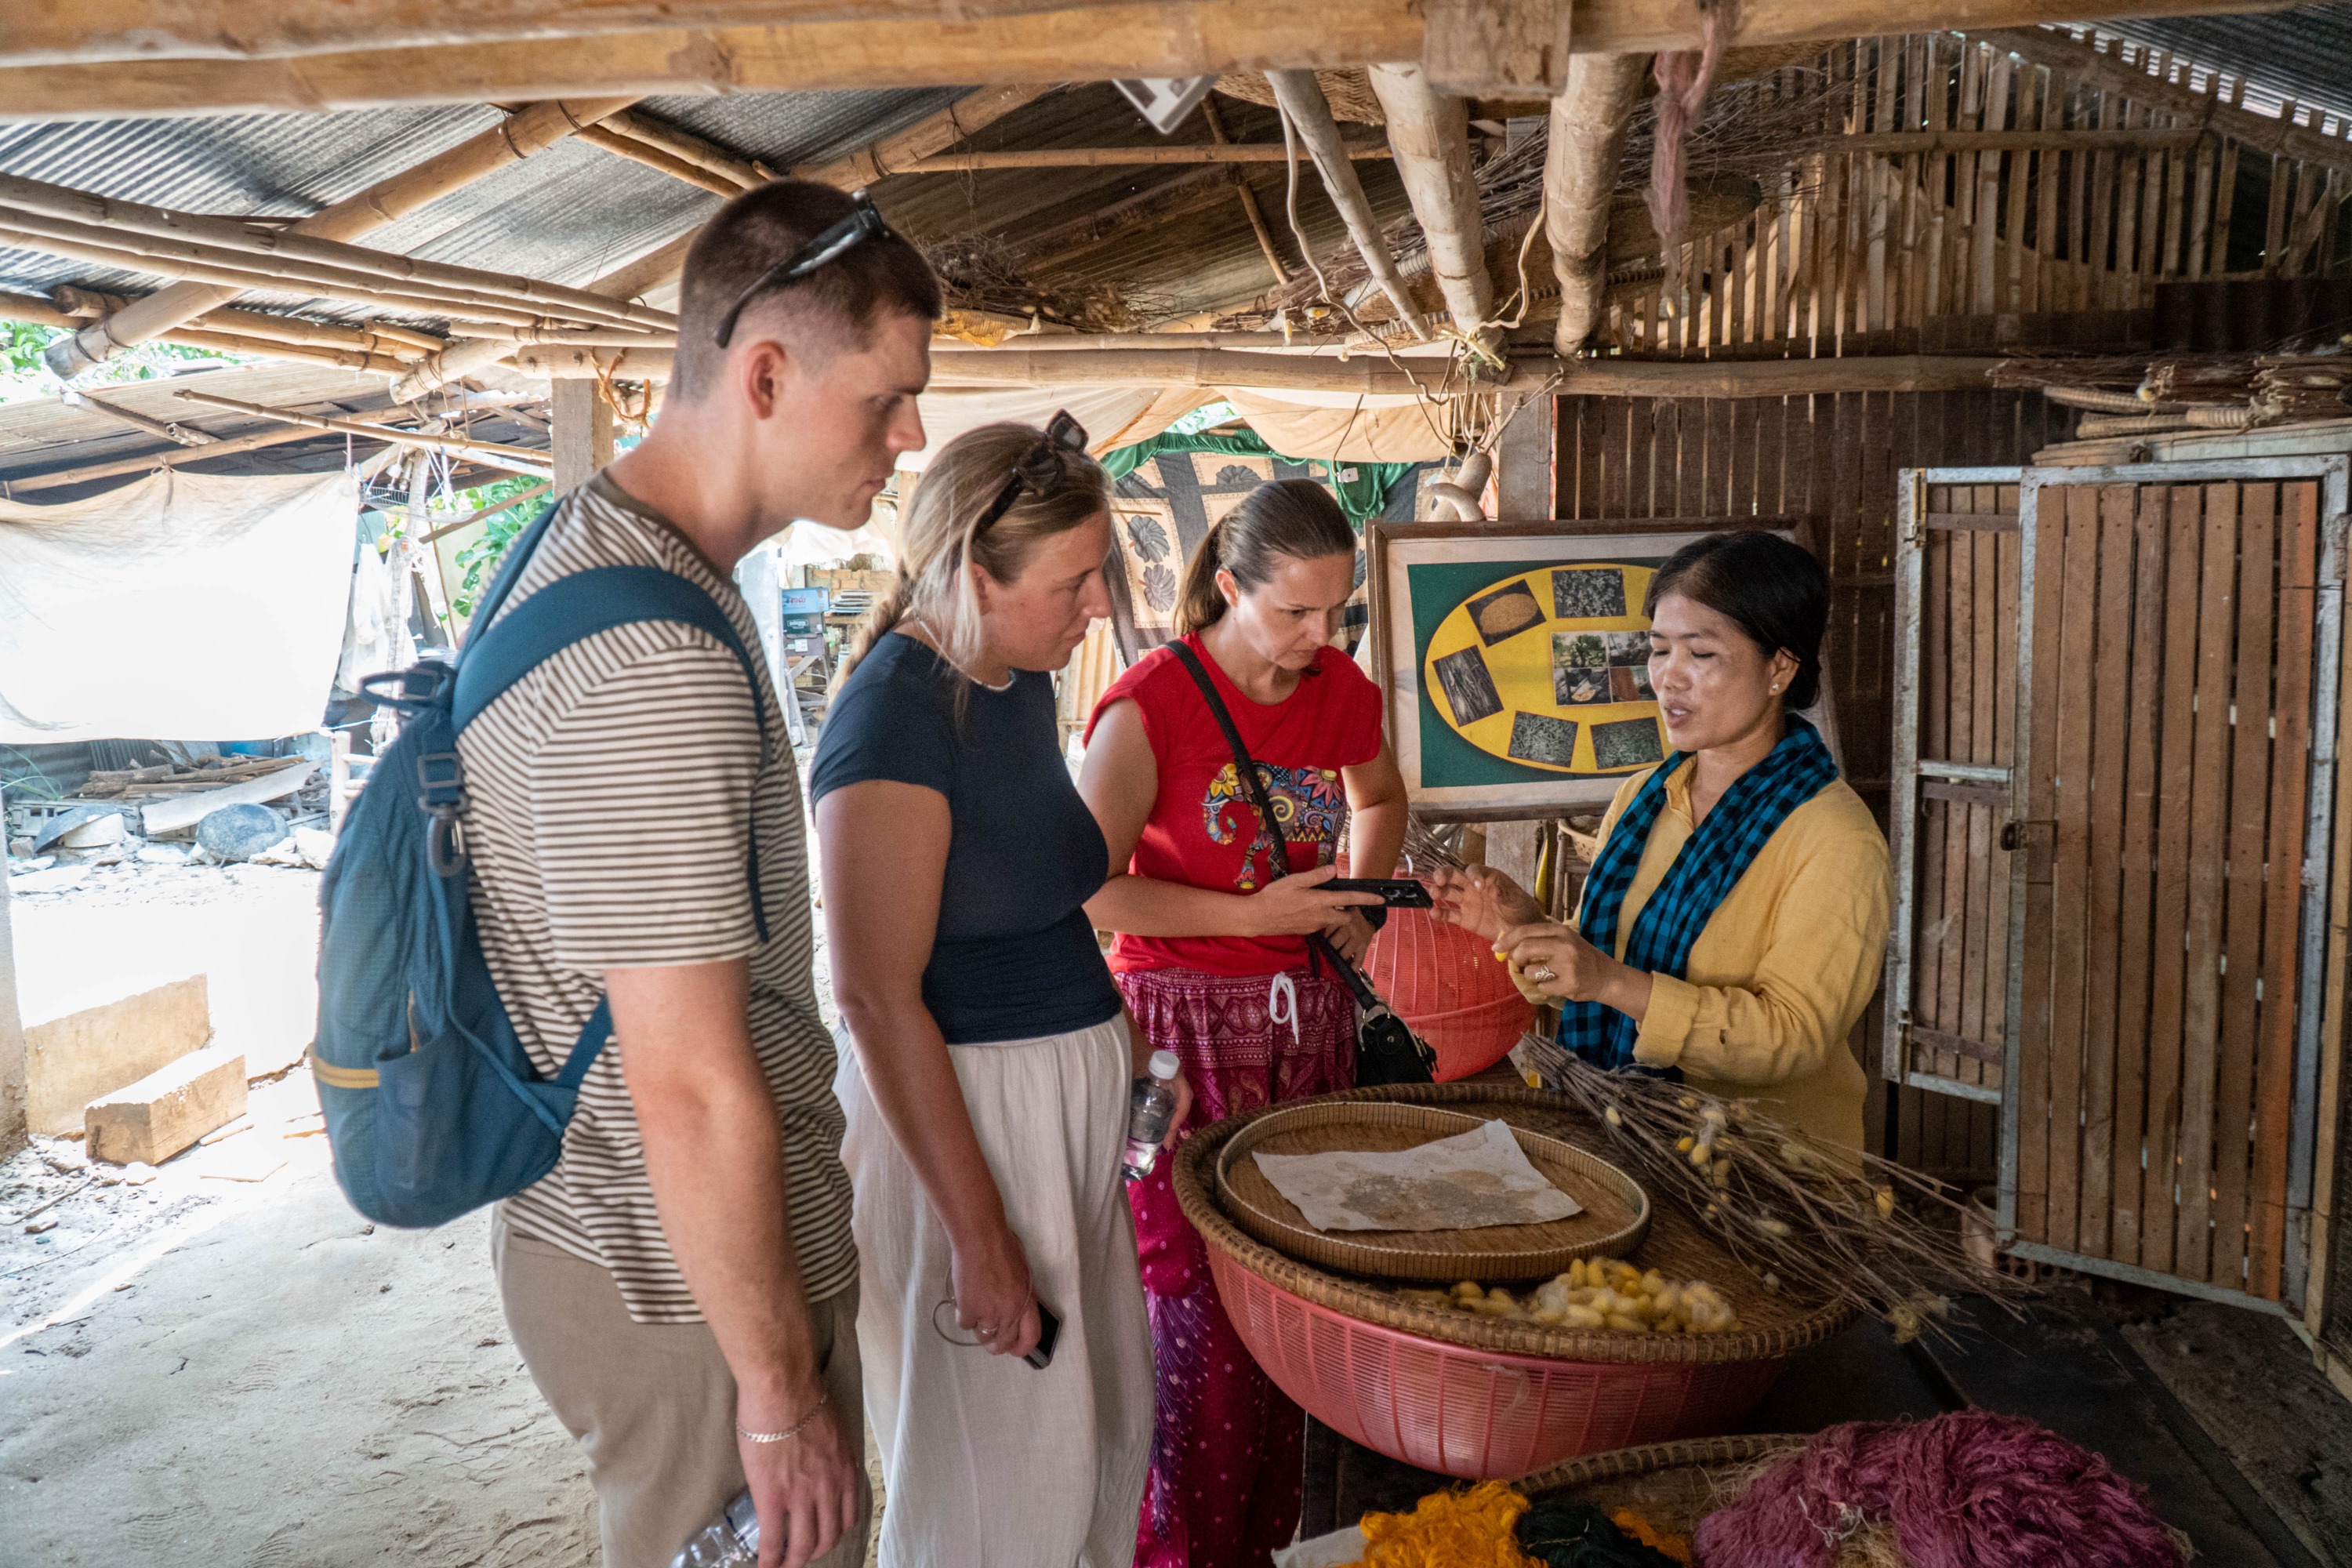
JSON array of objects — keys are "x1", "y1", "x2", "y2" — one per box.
[{"x1": 1690, "y1": 1411, "x2": 2187, "y2": 1568}]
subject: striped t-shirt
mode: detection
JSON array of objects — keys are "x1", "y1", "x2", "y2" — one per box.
[{"x1": 456, "y1": 472, "x2": 854, "y2": 1324}]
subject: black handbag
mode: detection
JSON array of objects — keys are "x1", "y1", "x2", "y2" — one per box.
[{"x1": 1167, "y1": 643, "x2": 1436, "y2": 1087}]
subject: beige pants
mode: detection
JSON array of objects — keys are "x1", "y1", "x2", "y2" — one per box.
[{"x1": 492, "y1": 1214, "x2": 870, "y2": 1568}]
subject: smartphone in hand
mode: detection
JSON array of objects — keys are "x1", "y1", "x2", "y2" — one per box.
[
  {"x1": 1321, "y1": 877, "x2": 1436, "y2": 909},
  {"x1": 1025, "y1": 1303, "x2": 1062, "y2": 1370}
]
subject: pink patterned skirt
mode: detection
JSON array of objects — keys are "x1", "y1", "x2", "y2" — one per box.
[{"x1": 1116, "y1": 964, "x2": 1356, "y2": 1568}]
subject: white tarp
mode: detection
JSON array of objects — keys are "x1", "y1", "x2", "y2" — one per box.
[{"x1": 0, "y1": 469, "x2": 359, "y2": 743}]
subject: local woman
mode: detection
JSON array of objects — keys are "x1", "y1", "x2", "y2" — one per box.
[
  {"x1": 813, "y1": 419, "x2": 1183, "y2": 1567},
  {"x1": 1434, "y1": 531, "x2": 1889, "y2": 1155},
  {"x1": 1077, "y1": 479, "x2": 1406, "y2": 1568}
]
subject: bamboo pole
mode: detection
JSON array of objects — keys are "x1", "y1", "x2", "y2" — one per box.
[
  {"x1": 572, "y1": 123, "x2": 744, "y2": 197},
  {"x1": 0, "y1": 423, "x2": 341, "y2": 495},
  {"x1": 798, "y1": 84, "x2": 1059, "y2": 187},
  {"x1": 1367, "y1": 61, "x2": 1492, "y2": 336},
  {"x1": 0, "y1": 170, "x2": 677, "y2": 332},
  {"x1": 0, "y1": 213, "x2": 656, "y2": 336},
  {"x1": 161, "y1": 327, "x2": 412, "y2": 374},
  {"x1": 1546, "y1": 51, "x2": 1648, "y2": 351},
  {"x1": 596, "y1": 107, "x2": 773, "y2": 189},
  {"x1": 171, "y1": 390, "x2": 555, "y2": 477},
  {"x1": 1265, "y1": 69, "x2": 1430, "y2": 339},
  {"x1": 1201, "y1": 95, "x2": 1289, "y2": 287},
  {"x1": 40, "y1": 96, "x2": 637, "y2": 376},
  {"x1": 63, "y1": 388, "x2": 218, "y2": 446},
  {"x1": 891, "y1": 141, "x2": 1392, "y2": 169}
]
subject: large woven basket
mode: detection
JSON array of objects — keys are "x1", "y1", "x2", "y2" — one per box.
[
  {"x1": 1175, "y1": 1083, "x2": 1854, "y2": 1479},
  {"x1": 1214, "y1": 1100, "x2": 1650, "y2": 1282}
]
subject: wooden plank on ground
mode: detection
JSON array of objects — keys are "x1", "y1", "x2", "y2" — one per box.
[
  {"x1": 2077, "y1": 482, "x2": 2137, "y2": 1258},
  {"x1": 2143, "y1": 484, "x2": 2205, "y2": 1276},
  {"x1": 2212, "y1": 481, "x2": 2277, "y2": 1292},
  {"x1": 2111, "y1": 483, "x2": 2167, "y2": 1265},
  {"x1": 2251, "y1": 477, "x2": 2318, "y2": 1298},
  {"x1": 2177, "y1": 481, "x2": 2239, "y2": 1279}
]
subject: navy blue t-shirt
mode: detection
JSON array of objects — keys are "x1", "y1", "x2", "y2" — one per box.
[{"x1": 809, "y1": 631, "x2": 1123, "y2": 1044}]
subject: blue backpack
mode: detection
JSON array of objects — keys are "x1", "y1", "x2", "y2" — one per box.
[{"x1": 312, "y1": 504, "x2": 768, "y2": 1228}]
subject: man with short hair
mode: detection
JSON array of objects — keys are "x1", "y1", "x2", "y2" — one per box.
[{"x1": 459, "y1": 180, "x2": 935, "y2": 1568}]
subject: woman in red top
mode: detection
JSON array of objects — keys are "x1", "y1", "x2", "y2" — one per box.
[{"x1": 1080, "y1": 479, "x2": 1407, "y2": 1568}]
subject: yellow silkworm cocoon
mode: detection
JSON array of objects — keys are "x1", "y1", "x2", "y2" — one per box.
[
  {"x1": 1675, "y1": 1134, "x2": 1697, "y2": 1153},
  {"x1": 1454, "y1": 1280, "x2": 1485, "y2": 1299},
  {"x1": 1876, "y1": 1187, "x2": 1897, "y2": 1218},
  {"x1": 1563, "y1": 1304, "x2": 1606, "y2": 1329},
  {"x1": 1604, "y1": 1312, "x2": 1650, "y2": 1332},
  {"x1": 1690, "y1": 1142, "x2": 1715, "y2": 1168}
]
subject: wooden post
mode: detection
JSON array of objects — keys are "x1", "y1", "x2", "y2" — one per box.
[
  {"x1": 1265, "y1": 69, "x2": 1430, "y2": 338},
  {"x1": 1545, "y1": 51, "x2": 1648, "y2": 351},
  {"x1": 0, "y1": 869, "x2": 24, "y2": 1156},
  {"x1": 553, "y1": 378, "x2": 615, "y2": 493},
  {"x1": 1367, "y1": 61, "x2": 1494, "y2": 337},
  {"x1": 1494, "y1": 394, "x2": 1554, "y2": 520}
]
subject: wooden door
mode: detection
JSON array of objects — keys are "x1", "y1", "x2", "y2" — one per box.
[{"x1": 1890, "y1": 458, "x2": 2349, "y2": 1312}]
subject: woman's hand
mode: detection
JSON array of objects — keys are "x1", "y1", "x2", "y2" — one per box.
[
  {"x1": 1127, "y1": 1014, "x2": 1194, "y2": 1151},
  {"x1": 1320, "y1": 909, "x2": 1377, "y2": 964},
  {"x1": 1243, "y1": 862, "x2": 1385, "y2": 937},
  {"x1": 949, "y1": 1221, "x2": 1042, "y2": 1360},
  {"x1": 1495, "y1": 921, "x2": 1654, "y2": 1022},
  {"x1": 1428, "y1": 864, "x2": 1544, "y2": 943}
]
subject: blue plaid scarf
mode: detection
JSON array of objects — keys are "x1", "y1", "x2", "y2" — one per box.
[{"x1": 1558, "y1": 716, "x2": 1838, "y2": 1071}]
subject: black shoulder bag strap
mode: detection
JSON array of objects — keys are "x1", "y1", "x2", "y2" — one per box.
[{"x1": 1167, "y1": 642, "x2": 1434, "y2": 1086}]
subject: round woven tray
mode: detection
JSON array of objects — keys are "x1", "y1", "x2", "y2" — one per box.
[
  {"x1": 1214, "y1": 1100, "x2": 1650, "y2": 1282},
  {"x1": 1519, "y1": 1434, "x2": 1804, "y2": 1534},
  {"x1": 1176, "y1": 1081, "x2": 1857, "y2": 1365}
]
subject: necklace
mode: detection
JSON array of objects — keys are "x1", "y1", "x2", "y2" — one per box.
[{"x1": 909, "y1": 614, "x2": 1014, "y2": 693}]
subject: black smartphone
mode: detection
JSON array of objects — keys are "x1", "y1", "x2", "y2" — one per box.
[
  {"x1": 1025, "y1": 1303, "x2": 1062, "y2": 1370},
  {"x1": 1323, "y1": 877, "x2": 1435, "y2": 909}
]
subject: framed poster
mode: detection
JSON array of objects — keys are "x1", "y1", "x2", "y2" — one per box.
[{"x1": 1368, "y1": 518, "x2": 1835, "y2": 819}]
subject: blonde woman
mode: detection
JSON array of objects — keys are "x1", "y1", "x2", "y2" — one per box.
[{"x1": 811, "y1": 416, "x2": 1185, "y2": 1568}]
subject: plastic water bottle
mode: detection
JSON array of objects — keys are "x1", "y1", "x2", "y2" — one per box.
[
  {"x1": 671, "y1": 1490, "x2": 761, "y2": 1567},
  {"x1": 1121, "y1": 1050, "x2": 1183, "y2": 1182}
]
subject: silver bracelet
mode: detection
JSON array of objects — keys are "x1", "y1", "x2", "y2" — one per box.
[{"x1": 736, "y1": 1402, "x2": 825, "y2": 1445}]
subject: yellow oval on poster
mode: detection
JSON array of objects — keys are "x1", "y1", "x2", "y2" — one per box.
[{"x1": 1421, "y1": 562, "x2": 1668, "y2": 776}]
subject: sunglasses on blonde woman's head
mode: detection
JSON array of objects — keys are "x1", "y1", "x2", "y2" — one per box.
[
  {"x1": 973, "y1": 410, "x2": 1089, "y2": 535},
  {"x1": 713, "y1": 190, "x2": 902, "y2": 349}
]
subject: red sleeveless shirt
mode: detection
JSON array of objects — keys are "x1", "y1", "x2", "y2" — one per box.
[{"x1": 1085, "y1": 633, "x2": 1384, "y2": 977}]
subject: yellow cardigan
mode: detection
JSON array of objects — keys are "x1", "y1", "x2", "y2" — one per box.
[{"x1": 1528, "y1": 762, "x2": 1891, "y2": 1155}]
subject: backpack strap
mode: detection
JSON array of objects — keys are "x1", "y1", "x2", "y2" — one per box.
[{"x1": 453, "y1": 564, "x2": 775, "y2": 944}]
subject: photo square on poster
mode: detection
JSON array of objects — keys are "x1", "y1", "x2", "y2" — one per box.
[
  {"x1": 1592, "y1": 715, "x2": 1666, "y2": 769},
  {"x1": 1552, "y1": 566, "x2": 1628, "y2": 619},
  {"x1": 1554, "y1": 666, "x2": 1613, "y2": 706},
  {"x1": 1610, "y1": 665, "x2": 1656, "y2": 702},
  {"x1": 1508, "y1": 711, "x2": 1580, "y2": 767},
  {"x1": 1465, "y1": 581, "x2": 1546, "y2": 645},
  {"x1": 1604, "y1": 631, "x2": 1651, "y2": 666},
  {"x1": 1432, "y1": 645, "x2": 1504, "y2": 726}
]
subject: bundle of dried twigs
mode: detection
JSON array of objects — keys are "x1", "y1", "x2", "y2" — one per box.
[{"x1": 1522, "y1": 1036, "x2": 2027, "y2": 1341}]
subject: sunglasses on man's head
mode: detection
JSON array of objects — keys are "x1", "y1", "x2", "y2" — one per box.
[
  {"x1": 975, "y1": 410, "x2": 1090, "y2": 535},
  {"x1": 713, "y1": 190, "x2": 902, "y2": 348}
]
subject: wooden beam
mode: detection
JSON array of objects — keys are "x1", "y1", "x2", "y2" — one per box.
[
  {"x1": 797, "y1": 83, "x2": 1060, "y2": 187},
  {"x1": 1834, "y1": 127, "x2": 2207, "y2": 154},
  {"x1": 1368, "y1": 61, "x2": 1493, "y2": 336},
  {"x1": 1201, "y1": 94, "x2": 1290, "y2": 286},
  {"x1": 1266, "y1": 68, "x2": 1429, "y2": 338},
  {"x1": 572, "y1": 123, "x2": 746, "y2": 196},
  {"x1": 1546, "y1": 51, "x2": 1647, "y2": 351},
  {"x1": 171, "y1": 390, "x2": 555, "y2": 477},
  {"x1": 64, "y1": 388, "x2": 217, "y2": 446},
  {"x1": 0, "y1": 3, "x2": 2302, "y2": 119},
  {"x1": 597, "y1": 107, "x2": 774, "y2": 189},
  {"x1": 1421, "y1": 0, "x2": 1573, "y2": 96},
  {"x1": 513, "y1": 341, "x2": 2005, "y2": 396}
]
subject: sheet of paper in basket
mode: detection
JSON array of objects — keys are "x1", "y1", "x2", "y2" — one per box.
[{"x1": 1249, "y1": 1118, "x2": 1584, "y2": 1233}]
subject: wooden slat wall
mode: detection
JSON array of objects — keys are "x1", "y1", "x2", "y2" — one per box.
[
  {"x1": 1556, "y1": 390, "x2": 2066, "y2": 1174},
  {"x1": 1603, "y1": 31, "x2": 2352, "y2": 354},
  {"x1": 2013, "y1": 480, "x2": 2321, "y2": 1301}
]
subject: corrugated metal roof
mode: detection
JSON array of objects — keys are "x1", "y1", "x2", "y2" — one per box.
[{"x1": 2100, "y1": 6, "x2": 2352, "y2": 125}]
